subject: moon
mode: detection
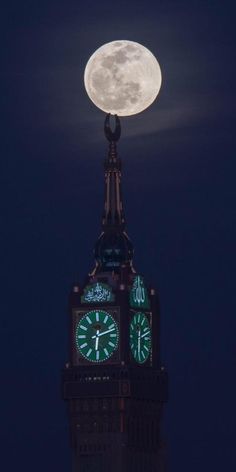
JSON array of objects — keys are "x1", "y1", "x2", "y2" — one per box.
[{"x1": 84, "y1": 40, "x2": 162, "y2": 116}]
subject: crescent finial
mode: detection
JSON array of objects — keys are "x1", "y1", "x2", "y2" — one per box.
[{"x1": 104, "y1": 114, "x2": 121, "y2": 143}]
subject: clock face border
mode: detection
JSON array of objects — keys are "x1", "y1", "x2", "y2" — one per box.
[
  {"x1": 73, "y1": 307, "x2": 120, "y2": 365},
  {"x1": 129, "y1": 311, "x2": 152, "y2": 365},
  {"x1": 76, "y1": 310, "x2": 119, "y2": 363}
]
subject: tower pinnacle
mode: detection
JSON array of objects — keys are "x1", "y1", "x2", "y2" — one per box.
[{"x1": 93, "y1": 114, "x2": 134, "y2": 274}]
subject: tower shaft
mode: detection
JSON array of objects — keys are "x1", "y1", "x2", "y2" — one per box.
[
  {"x1": 62, "y1": 114, "x2": 168, "y2": 472},
  {"x1": 102, "y1": 140, "x2": 125, "y2": 229}
]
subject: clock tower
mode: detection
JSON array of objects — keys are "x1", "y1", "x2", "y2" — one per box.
[{"x1": 62, "y1": 114, "x2": 168, "y2": 472}]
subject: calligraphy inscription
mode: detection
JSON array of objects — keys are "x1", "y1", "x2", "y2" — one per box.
[
  {"x1": 81, "y1": 283, "x2": 114, "y2": 304},
  {"x1": 130, "y1": 276, "x2": 150, "y2": 309}
]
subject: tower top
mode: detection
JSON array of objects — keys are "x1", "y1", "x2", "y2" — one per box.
[{"x1": 92, "y1": 114, "x2": 134, "y2": 275}]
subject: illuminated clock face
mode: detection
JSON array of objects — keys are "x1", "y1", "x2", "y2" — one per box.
[
  {"x1": 130, "y1": 312, "x2": 151, "y2": 364},
  {"x1": 76, "y1": 310, "x2": 119, "y2": 363}
]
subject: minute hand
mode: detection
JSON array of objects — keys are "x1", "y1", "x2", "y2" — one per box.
[
  {"x1": 140, "y1": 330, "x2": 150, "y2": 339},
  {"x1": 92, "y1": 327, "x2": 115, "y2": 339}
]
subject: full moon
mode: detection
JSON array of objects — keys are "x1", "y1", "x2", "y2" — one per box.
[{"x1": 84, "y1": 40, "x2": 162, "y2": 116}]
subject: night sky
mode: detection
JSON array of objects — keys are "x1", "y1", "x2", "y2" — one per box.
[{"x1": 1, "y1": 1, "x2": 236, "y2": 471}]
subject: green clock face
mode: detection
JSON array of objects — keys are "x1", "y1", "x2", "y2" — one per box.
[
  {"x1": 130, "y1": 312, "x2": 151, "y2": 364},
  {"x1": 76, "y1": 310, "x2": 119, "y2": 363}
]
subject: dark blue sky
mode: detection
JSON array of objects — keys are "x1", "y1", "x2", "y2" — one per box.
[{"x1": 1, "y1": 1, "x2": 236, "y2": 471}]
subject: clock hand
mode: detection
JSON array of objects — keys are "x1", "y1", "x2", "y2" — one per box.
[
  {"x1": 138, "y1": 330, "x2": 141, "y2": 355},
  {"x1": 92, "y1": 327, "x2": 115, "y2": 339},
  {"x1": 140, "y1": 330, "x2": 150, "y2": 339},
  {"x1": 98, "y1": 327, "x2": 116, "y2": 338},
  {"x1": 95, "y1": 329, "x2": 100, "y2": 350}
]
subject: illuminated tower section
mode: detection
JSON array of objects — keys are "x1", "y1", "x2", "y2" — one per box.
[{"x1": 62, "y1": 115, "x2": 168, "y2": 472}]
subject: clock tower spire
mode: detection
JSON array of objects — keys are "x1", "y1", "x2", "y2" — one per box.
[
  {"x1": 62, "y1": 114, "x2": 168, "y2": 472},
  {"x1": 102, "y1": 113, "x2": 124, "y2": 229},
  {"x1": 93, "y1": 114, "x2": 134, "y2": 275}
]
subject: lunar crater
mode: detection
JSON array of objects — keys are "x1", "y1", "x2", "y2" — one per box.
[{"x1": 84, "y1": 40, "x2": 161, "y2": 116}]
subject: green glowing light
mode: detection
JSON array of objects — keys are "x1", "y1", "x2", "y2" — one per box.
[
  {"x1": 130, "y1": 312, "x2": 151, "y2": 364},
  {"x1": 76, "y1": 310, "x2": 119, "y2": 363},
  {"x1": 129, "y1": 276, "x2": 150, "y2": 309},
  {"x1": 81, "y1": 282, "x2": 114, "y2": 304}
]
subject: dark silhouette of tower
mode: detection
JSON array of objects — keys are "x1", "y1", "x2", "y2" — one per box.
[{"x1": 62, "y1": 115, "x2": 168, "y2": 472}]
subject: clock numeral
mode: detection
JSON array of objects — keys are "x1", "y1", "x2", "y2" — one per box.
[
  {"x1": 86, "y1": 348, "x2": 92, "y2": 357},
  {"x1": 96, "y1": 312, "x2": 99, "y2": 322},
  {"x1": 80, "y1": 325, "x2": 87, "y2": 331},
  {"x1": 108, "y1": 341, "x2": 115, "y2": 347},
  {"x1": 78, "y1": 335, "x2": 86, "y2": 339},
  {"x1": 144, "y1": 345, "x2": 149, "y2": 352},
  {"x1": 96, "y1": 351, "x2": 100, "y2": 361},
  {"x1": 108, "y1": 323, "x2": 114, "y2": 329},
  {"x1": 86, "y1": 316, "x2": 92, "y2": 325},
  {"x1": 80, "y1": 342, "x2": 88, "y2": 349},
  {"x1": 104, "y1": 348, "x2": 109, "y2": 356},
  {"x1": 110, "y1": 333, "x2": 117, "y2": 337},
  {"x1": 104, "y1": 315, "x2": 108, "y2": 324}
]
